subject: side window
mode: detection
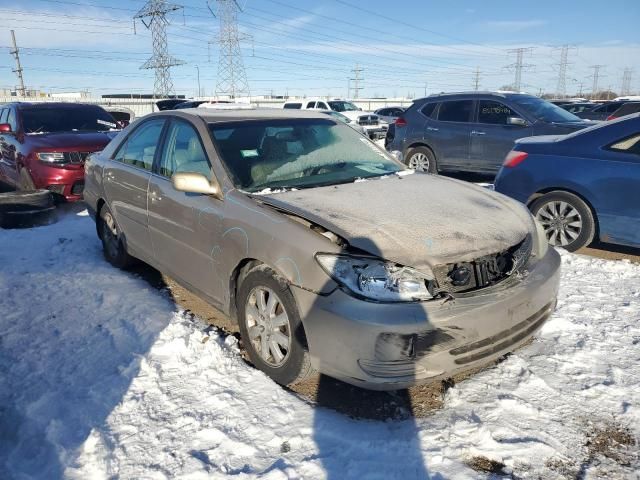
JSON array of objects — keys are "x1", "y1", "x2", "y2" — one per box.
[
  {"x1": 420, "y1": 102, "x2": 437, "y2": 118},
  {"x1": 477, "y1": 100, "x2": 521, "y2": 125},
  {"x1": 158, "y1": 120, "x2": 211, "y2": 179},
  {"x1": 437, "y1": 100, "x2": 473, "y2": 122},
  {"x1": 605, "y1": 103, "x2": 621, "y2": 113},
  {"x1": 306, "y1": 101, "x2": 316, "y2": 109},
  {"x1": 283, "y1": 103, "x2": 302, "y2": 109},
  {"x1": 317, "y1": 102, "x2": 328, "y2": 109},
  {"x1": 113, "y1": 119, "x2": 165, "y2": 171},
  {"x1": 608, "y1": 133, "x2": 640, "y2": 156},
  {"x1": 0, "y1": 109, "x2": 6, "y2": 124},
  {"x1": 6, "y1": 109, "x2": 17, "y2": 131}
]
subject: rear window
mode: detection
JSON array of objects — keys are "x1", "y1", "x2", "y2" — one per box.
[
  {"x1": 437, "y1": 100, "x2": 473, "y2": 122},
  {"x1": 420, "y1": 103, "x2": 437, "y2": 118},
  {"x1": 21, "y1": 105, "x2": 117, "y2": 134}
]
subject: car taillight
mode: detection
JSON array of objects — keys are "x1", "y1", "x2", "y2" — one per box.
[
  {"x1": 503, "y1": 150, "x2": 528, "y2": 168},
  {"x1": 606, "y1": 115, "x2": 616, "y2": 121},
  {"x1": 395, "y1": 117, "x2": 407, "y2": 127}
]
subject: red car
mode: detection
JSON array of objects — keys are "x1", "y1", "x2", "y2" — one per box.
[{"x1": 0, "y1": 102, "x2": 119, "y2": 201}]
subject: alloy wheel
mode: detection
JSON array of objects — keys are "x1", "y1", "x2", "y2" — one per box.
[
  {"x1": 535, "y1": 200, "x2": 583, "y2": 247},
  {"x1": 408, "y1": 152, "x2": 430, "y2": 172},
  {"x1": 245, "y1": 287, "x2": 292, "y2": 367}
]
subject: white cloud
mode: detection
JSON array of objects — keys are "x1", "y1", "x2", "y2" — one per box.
[{"x1": 484, "y1": 19, "x2": 548, "y2": 31}]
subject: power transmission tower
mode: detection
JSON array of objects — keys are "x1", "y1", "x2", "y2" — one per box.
[
  {"x1": 588, "y1": 65, "x2": 606, "y2": 99},
  {"x1": 10, "y1": 30, "x2": 26, "y2": 97},
  {"x1": 208, "y1": 0, "x2": 251, "y2": 98},
  {"x1": 506, "y1": 47, "x2": 534, "y2": 92},
  {"x1": 350, "y1": 64, "x2": 364, "y2": 99},
  {"x1": 554, "y1": 44, "x2": 574, "y2": 98},
  {"x1": 134, "y1": 0, "x2": 185, "y2": 98},
  {"x1": 473, "y1": 66, "x2": 481, "y2": 90},
  {"x1": 621, "y1": 67, "x2": 634, "y2": 96}
]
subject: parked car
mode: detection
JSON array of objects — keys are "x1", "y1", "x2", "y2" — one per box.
[
  {"x1": 607, "y1": 102, "x2": 640, "y2": 121},
  {"x1": 84, "y1": 108, "x2": 559, "y2": 390},
  {"x1": 559, "y1": 102, "x2": 597, "y2": 114},
  {"x1": 387, "y1": 92, "x2": 591, "y2": 174},
  {"x1": 574, "y1": 101, "x2": 627, "y2": 121},
  {"x1": 173, "y1": 100, "x2": 209, "y2": 109},
  {"x1": 374, "y1": 106, "x2": 405, "y2": 123},
  {"x1": 282, "y1": 98, "x2": 388, "y2": 140},
  {"x1": 318, "y1": 110, "x2": 367, "y2": 135},
  {"x1": 156, "y1": 99, "x2": 187, "y2": 111},
  {"x1": 103, "y1": 106, "x2": 135, "y2": 128},
  {"x1": 0, "y1": 102, "x2": 119, "y2": 201},
  {"x1": 494, "y1": 114, "x2": 640, "y2": 251}
]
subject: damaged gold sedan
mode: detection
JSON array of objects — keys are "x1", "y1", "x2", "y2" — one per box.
[{"x1": 84, "y1": 108, "x2": 560, "y2": 390}]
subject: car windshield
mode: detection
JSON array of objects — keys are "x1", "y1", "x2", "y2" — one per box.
[
  {"x1": 22, "y1": 106, "x2": 117, "y2": 134},
  {"x1": 509, "y1": 95, "x2": 583, "y2": 123},
  {"x1": 209, "y1": 118, "x2": 403, "y2": 193},
  {"x1": 327, "y1": 101, "x2": 359, "y2": 112}
]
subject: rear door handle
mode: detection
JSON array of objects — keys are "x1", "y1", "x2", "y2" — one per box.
[
  {"x1": 471, "y1": 130, "x2": 486, "y2": 136},
  {"x1": 426, "y1": 126, "x2": 439, "y2": 132}
]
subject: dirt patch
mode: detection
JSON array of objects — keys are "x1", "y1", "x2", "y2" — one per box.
[
  {"x1": 465, "y1": 455, "x2": 509, "y2": 476},
  {"x1": 585, "y1": 422, "x2": 637, "y2": 466}
]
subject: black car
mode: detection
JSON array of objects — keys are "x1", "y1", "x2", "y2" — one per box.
[
  {"x1": 559, "y1": 103, "x2": 597, "y2": 114},
  {"x1": 607, "y1": 102, "x2": 640, "y2": 120},
  {"x1": 386, "y1": 91, "x2": 591, "y2": 175},
  {"x1": 574, "y1": 101, "x2": 627, "y2": 121},
  {"x1": 155, "y1": 99, "x2": 187, "y2": 111},
  {"x1": 174, "y1": 100, "x2": 209, "y2": 109}
]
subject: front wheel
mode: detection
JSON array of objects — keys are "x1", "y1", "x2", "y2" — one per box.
[
  {"x1": 529, "y1": 191, "x2": 595, "y2": 252},
  {"x1": 405, "y1": 146, "x2": 437, "y2": 174},
  {"x1": 237, "y1": 266, "x2": 314, "y2": 386}
]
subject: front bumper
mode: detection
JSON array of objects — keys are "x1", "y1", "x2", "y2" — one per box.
[
  {"x1": 31, "y1": 163, "x2": 85, "y2": 201},
  {"x1": 293, "y1": 247, "x2": 561, "y2": 390},
  {"x1": 361, "y1": 125, "x2": 388, "y2": 139}
]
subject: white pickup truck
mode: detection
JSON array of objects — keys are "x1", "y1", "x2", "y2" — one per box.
[{"x1": 282, "y1": 98, "x2": 388, "y2": 140}]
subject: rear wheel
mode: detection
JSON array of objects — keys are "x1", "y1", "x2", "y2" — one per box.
[
  {"x1": 405, "y1": 146, "x2": 437, "y2": 173},
  {"x1": 98, "y1": 204, "x2": 135, "y2": 269},
  {"x1": 237, "y1": 266, "x2": 314, "y2": 386},
  {"x1": 530, "y1": 191, "x2": 595, "y2": 252}
]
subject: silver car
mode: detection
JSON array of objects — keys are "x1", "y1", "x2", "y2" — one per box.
[{"x1": 84, "y1": 108, "x2": 560, "y2": 390}]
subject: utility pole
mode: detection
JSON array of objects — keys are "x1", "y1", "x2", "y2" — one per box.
[
  {"x1": 621, "y1": 67, "x2": 633, "y2": 96},
  {"x1": 424, "y1": 82, "x2": 427, "y2": 97},
  {"x1": 195, "y1": 65, "x2": 201, "y2": 97},
  {"x1": 506, "y1": 47, "x2": 534, "y2": 92},
  {"x1": 473, "y1": 66, "x2": 481, "y2": 90},
  {"x1": 588, "y1": 65, "x2": 606, "y2": 99},
  {"x1": 134, "y1": 0, "x2": 185, "y2": 98},
  {"x1": 10, "y1": 30, "x2": 26, "y2": 97},
  {"x1": 554, "y1": 44, "x2": 574, "y2": 98},
  {"x1": 208, "y1": 0, "x2": 251, "y2": 99},
  {"x1": 350, "y1": 64, "x2": 364, "y2": 99}
]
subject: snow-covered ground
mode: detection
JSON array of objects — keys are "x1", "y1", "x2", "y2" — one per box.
[{"x1": 1, "y1": 208, "x2": 639, "y2": 479}]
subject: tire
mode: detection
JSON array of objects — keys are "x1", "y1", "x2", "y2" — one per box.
[
  {"x1": 18, "y1": 168, "x2": 36, "y2": 191},
  {"x1": 405, "y1": 146, "x2": 437, "y2": 174},
  {"x1": 237, "y1": 265, "x2": 315, "y2": 386},
  {"x1": 529, "y1": 191, "x2": 595, "y2": 252},
  {"x1": 0, "y1": 189, "x2": 52, "y2": 209},
  {"x1": 98, "y1": 204, "x2": 135, "y2": 269}
]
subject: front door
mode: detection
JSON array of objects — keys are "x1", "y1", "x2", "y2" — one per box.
[
  {"x1": 0, "y1": 108, "x2": 20, "y2": 186},
  {"x1": 469, "y1": 100, "x2": 533, "y2": 173},
  {"x1": 147, "y1": 118, "x2": 225, "y2": 304},
  {"x1": 103, "y1": 118, "x2": 166, "y2": 258}
]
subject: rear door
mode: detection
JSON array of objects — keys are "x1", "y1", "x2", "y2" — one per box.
[
  {"x1": 147, "y1": 117, "x2": 225, "y2": 303},
  {"x1": 469, "y1": 99, "x2": 533, "y2": 173},
  {"x1": 0, "y1": 107, "x2": 20, "y2": 186},
  {"x1": 103, "y1": 117, "x2": 166, "y2": 259},
  {"x1": 426, "y1": 100, "x2": 474, "y2": 170}
]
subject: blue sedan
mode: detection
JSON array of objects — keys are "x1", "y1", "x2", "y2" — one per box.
[{"x1": 494, "y1": 113, "x2": 640, "y2": 251}]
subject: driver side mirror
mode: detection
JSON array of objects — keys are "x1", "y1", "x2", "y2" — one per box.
[
  {"x1": 0, "y1": 123, "x2": 13, "y2": 134},
  {"x1": 507, "y1": 117, "x2": 527, "y2": 127},
  {"x1": 172, "y1": 172, "x2": 221, "y2": 196}
]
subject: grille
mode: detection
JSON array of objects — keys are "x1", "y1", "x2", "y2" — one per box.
[
  {"x1": 357, "y1": 115, "x2": 379, "y2": 126},
  {"x1": 63, "y1": 152, "x2": 92, "y2": 164},
  {"x1": 432, "y1": 235, "x2": 532, "y2": 295}
]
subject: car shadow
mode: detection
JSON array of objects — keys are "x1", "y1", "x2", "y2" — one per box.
[
  {"x1": 0, "y1": 208, "x2": 176, "y2": 479},
  {"x1": 309, "y1": 237, "x2": 434, "y2": 479}
]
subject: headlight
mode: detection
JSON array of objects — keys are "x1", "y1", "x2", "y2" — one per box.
[
  {"x1": 532, "y1": 217, "x2": 549, "y2": 258},
  {"x1": 37, "y1": 152, "x2": 66, "y2": 164},
  {"x1": 316, "y1": 253, "x2": 434, "y2": 302}
]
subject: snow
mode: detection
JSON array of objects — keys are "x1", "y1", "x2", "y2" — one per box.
[{"x1": 1, "y1": 207, "x2": 639, "y2": 479}]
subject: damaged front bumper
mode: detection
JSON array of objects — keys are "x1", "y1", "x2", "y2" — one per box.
[{"x1": 292, "y1": 247, "x2": 561, "y2": 390}]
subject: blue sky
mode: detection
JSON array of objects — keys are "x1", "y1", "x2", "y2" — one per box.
[{"x1": 1, "y1": 0, "x2": 639, "y2": 98}]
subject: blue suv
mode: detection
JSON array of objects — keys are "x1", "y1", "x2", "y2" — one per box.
[{"x1": 386, "y1": 92, "x2": 592, "y2": 175}]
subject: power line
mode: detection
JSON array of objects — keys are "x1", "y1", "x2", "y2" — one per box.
[
  {"x1": 134, "y1": 0, "x2": 186, "y2": 97},
  {"x1": 554, "y1": 44, "x2": 574, "y2": 98},
  {"x1": 473, "y1": 66, "x2": 480, "y2": 90},
  {"x1": 506, "y1": 47, "x2": 534, "y2": 91},
  {"x1": 621, "y1": 67, "x2": 634, "y2": 96},
  {"x1": 9, "y1": 30, "x2": 26, "y2": 96},
  {"x1": 350, "y1": 63, "x2": 363, "y2": 98},
  {"x1": 588, "y1": 64, "x2": 606, "y2": 98}
]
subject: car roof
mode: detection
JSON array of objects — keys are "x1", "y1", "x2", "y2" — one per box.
[
  {"x1": 413, "y1": 91, "x2": 531, "y2": 102},
  {"x1": 151, "y1": 107, "x2": 332, "y2": 123},
  {"x1": 6, "y1": 102, "x2": 105, "y2": 109}
]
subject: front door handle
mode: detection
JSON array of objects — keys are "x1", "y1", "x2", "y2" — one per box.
[
  {"x1": 426, "y1": 126, "x2": 439, "y2": 132},
  {"x1": 471, "y1": 130, "x2": 486, "y2": 136}
]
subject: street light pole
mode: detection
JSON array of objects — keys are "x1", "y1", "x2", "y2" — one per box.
[{"x1": 195, "y1": 65, "x2": 201, "y2": 97}]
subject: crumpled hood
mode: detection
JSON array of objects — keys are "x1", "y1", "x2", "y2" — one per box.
[{"x1": 258, "y1": 173, "x2": 535, "y2": 271}]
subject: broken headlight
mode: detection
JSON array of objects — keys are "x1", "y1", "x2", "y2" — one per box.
[{"x1": 315, "y1": 253, "x2": 434, "y2": 302}]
